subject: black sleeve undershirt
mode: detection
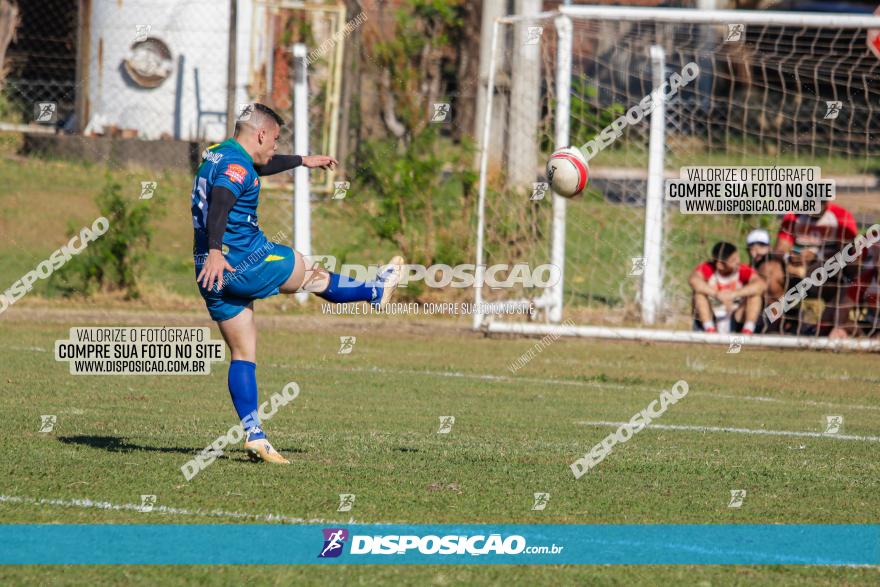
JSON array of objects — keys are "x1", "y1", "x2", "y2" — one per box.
[
  {"x1": 206, "y1": 186, "x2": 237, "y2": 251},
  {"x1": 253, "y1": 154, "x2": 303, "y2": 176}
]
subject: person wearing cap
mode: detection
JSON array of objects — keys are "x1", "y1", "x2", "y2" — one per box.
[
  {"x1": 746, "y1": 229, "x2": 771, "y2": 266},
  {"x1": 751, "y1": 228, "x2": 797, "y2": 334}
]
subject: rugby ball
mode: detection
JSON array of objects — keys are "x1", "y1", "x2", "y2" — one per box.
[{"x1": 546, "y1": 147, "x2": 589, "y2": 198}]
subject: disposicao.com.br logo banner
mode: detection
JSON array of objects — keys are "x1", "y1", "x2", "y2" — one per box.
[
  {"x1": 1, "y1": 524, "x2": 878, "y2": 565},
  {"x1": 316, "y1": 527, "x2": 561, "y2": 560}
]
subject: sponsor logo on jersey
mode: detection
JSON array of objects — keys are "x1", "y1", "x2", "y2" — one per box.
[
  {"x1": 202, "y1": 148, "x2": 223, "y2": 164},
  {"x1": 224, "y1": 163, "x2": 247, "y2": 184}
]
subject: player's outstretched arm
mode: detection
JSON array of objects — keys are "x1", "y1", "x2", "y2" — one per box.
[
  {"x1": 196, "y1": 186, "x2": 236, "y2": 292},
  {"x1": 301, "y1": 155, "x2": 338, "y2": 169},
  {"x1": 253, "y1": 154, "x2": 338, "y2": 176},
  {"x1": 253, "y1": 155, "x2": 302, "y2": 176}
]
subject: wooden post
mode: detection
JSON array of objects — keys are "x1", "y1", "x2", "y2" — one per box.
[{"x1": 226, "y1": 0, "x2": 238, "y2": 137}]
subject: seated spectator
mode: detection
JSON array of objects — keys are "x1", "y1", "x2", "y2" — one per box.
[
  {"x1": 754, "y1": 253, "x2": 799, "y2": 335},
  {"x1": 689, "y1": 241, "x2": 766, "y2": 334},
  {"x1": 747, "y1": 228, "x2": 798, "y2": 334},
  {"x1": 775, "y1": 201, "x2": 857, "y2": 261},
  {"x1": 746, "y1": 229, "x2": 771, "y2": 267},
  {"x1": 835, "y1": 240, "x2": 880, "y2": 338},
  {"x1": 767, "y1": 201, "x2": 861, "y2": 338}
]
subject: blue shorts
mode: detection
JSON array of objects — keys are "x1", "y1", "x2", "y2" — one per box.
[{"x1": 195, "y1": 244, "x2": 296, "y2": 322}]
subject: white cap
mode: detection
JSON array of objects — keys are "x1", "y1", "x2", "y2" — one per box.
[{"x1": 746, "y1": 229, "x2": 770, "y2": 246}]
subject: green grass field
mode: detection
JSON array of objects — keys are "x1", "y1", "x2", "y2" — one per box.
[
  {"x1": 2, "y1": 137, "x2": 879, "y2": 583},
  {"x1": 0, "y1": 307, "x2": 878, "y2": 584}
]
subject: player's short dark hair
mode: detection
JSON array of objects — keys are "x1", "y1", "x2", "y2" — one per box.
[
  {"x1": 711, "y1": 241, "x2": 738, "y2": 262},
  {"x1": 234, "y1": 103, "x2": 285, "y2": 135},
  {"x1": 252, "y1": 103, "x2": 285, "y2": 127}
]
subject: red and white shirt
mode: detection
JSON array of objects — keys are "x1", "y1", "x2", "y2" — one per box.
[
  {"x1": 777, "y1": 203, "x2": 857, "y2": 250},
  {"x1": 695, "y1": 262, "x2": 756, "y2": 316}
]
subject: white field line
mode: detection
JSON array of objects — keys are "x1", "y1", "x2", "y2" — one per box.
[
  {"x1": 6, "y1": 345, "x2": 47, "y2": 352},
  {"x1": 279, "y1": 364, "x2": 880, "y2": 412},
  {"x1": 0, "y1": 494, "x2": 375, "y2": 525},
  {"x1": 271, "y1": 364, "x2": 629, "y2": 389},
  {"x1": 4, "y1": 343, "x2": 878, "y2": 384},
  {"x1": 696, "y1": 391, "x2": 880, "y2": 413},
  {"x1": 543, "y1": 355, "x2": 879, "y2": 385},
  {"x1": 577, "y1": 421, "x2": 880, "y2": 443},
  {"x1": 4, "y1": 345, "x2": 876, "y2": 383},
  {"x1": 684, "y1": 356, "x2": 880, "y2": 385}
]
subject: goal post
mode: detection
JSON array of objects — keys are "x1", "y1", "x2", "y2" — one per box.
[
  {"x1": 642, "y1": 44, "x2": 667, "y2": 327},
  {"x1": 550, "y1": 14, "x2": 572, "y2": 325},
  {"x1": 473, "y1": 6, "x2": 880, "y2": 351}
]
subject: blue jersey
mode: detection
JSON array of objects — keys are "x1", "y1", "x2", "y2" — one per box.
[{"x1": 191, "y1": 138, "x2": 267, "y2": 264}]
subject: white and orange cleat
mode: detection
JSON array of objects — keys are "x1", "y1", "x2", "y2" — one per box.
[
  {"x1": 372, "y1": 255, "x2": 405, "y2": 307},
  {"x1": 244, "y1": 437, "x2": 290, "y2": 465}
]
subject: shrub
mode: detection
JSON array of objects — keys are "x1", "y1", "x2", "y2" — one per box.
[{"x1": 52, "y1": 174, "x2": 164, "y2": 298}]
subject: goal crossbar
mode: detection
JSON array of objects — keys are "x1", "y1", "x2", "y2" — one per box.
[
  {"x1": 498, "y1": 7, "x2": 880, "y2": 28},
  {"x1": 559, "y1": 6, "x2": 880, "y2": 28},
  {"x1": 484, "y1": 321, "x2": 880, "y2": 352}
]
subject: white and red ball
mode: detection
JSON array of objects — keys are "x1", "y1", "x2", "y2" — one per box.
[{"x1": 546, "y1": 147, "x2": 589, "y2": 198}]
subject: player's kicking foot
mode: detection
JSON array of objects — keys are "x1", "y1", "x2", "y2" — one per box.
[
  {"x1": 372, "y1": 255, "x2": 405, "y2": 307},
  {"x1": 244, "y1": 437, "x2": 290, "y2": 465}
]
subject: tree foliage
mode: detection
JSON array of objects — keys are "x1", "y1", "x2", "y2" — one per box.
[{"x1": 349, "y1": 0, "x2": 477, "y2": 284}]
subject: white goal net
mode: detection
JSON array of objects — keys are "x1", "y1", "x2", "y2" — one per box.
[{"x1": 473, "y1": 6, "x2": 880, "y2": 351}]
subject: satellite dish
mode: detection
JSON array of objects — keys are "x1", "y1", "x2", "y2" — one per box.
[{"x1": 123, "y1": 37, "x2": 173, "y2": 88}]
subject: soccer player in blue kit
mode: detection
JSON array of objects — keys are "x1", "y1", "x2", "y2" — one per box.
[{"x1": 192, "y1": 103, "x2": 403, "y2": 464}]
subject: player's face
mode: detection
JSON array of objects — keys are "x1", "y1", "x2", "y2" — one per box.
[
  {"x1": 715, "y1": 251, "x2": 740, "y2": 276},
  {"x1": 748, "y1": 243, "x2": 769, "y2": 261},
  {"x1": 255, "y1": 124, "x2": 280, "y2": 165}
]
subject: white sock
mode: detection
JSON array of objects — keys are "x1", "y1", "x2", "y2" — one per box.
[
  {"x1": 702, "y1": 320, "x2": 715, "y2": 330},
  {"x1": 743, "y1": 320, "x2": 756, "y2": 332}
]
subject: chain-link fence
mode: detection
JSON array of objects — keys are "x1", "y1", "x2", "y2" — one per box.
[
  {"x1": 1, "y1": 0, "x2": 77, "y2": 126},
  {"x1": 2, "y1": 0, "x2": 239, "y2": 140}
]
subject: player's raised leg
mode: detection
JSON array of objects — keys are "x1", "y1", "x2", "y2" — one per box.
[
  {"x1": 280, "y1": 250, "x2": 404, "y2": 306},
  {"x1": 216, "y1": 306, "x2": 289, "y2": 465}
]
